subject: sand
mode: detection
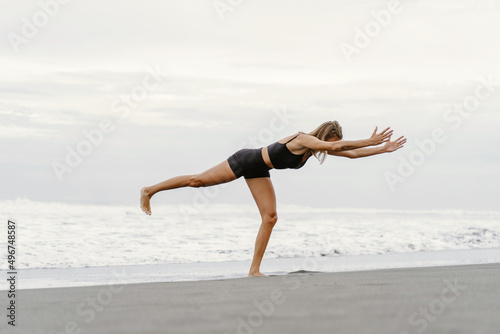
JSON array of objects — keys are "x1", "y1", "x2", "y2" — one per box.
[{"x1": 2, "y1": 263, "x2": 499, "y2": 334}]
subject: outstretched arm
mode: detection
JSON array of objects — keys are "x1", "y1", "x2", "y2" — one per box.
[
  {"x1": 329, "y1": 135, "x2": 406, "y2": 159},
  {"x1": 299, "y1": 127, "x2": 394, "y2": 152}
]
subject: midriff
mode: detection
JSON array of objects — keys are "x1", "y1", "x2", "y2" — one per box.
[{"x1": 261, "y1": 147, "x2": 275, "y2": 169}]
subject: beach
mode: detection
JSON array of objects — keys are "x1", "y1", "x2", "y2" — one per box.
[
  {"x1": 2, "y1": 200, "x2": 499, "y2": 333},
  {"x1": 3, "y1": 263, "x2": 499, "y2": 334}
]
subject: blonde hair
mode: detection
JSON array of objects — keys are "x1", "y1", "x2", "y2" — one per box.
[{"x1": 299, "y1": 121, "x2": 343, "y2": 164}]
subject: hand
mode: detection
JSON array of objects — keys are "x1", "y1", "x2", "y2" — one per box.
[
  {"x1": 370, "y1": 126, "x2": 393, "y2": 145},
  {"x1": 383, "y1": 135, "x2": 407, "y2": 153}
]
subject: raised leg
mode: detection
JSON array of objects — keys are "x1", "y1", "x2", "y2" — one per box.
[
  {"x1": 245, "y1": 177, "x2": 278, "y2": 277},
  {"x1": 140, "y1": 160, "x2": 237, "y2": 215}
]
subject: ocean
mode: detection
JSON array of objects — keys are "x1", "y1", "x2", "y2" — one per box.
[{"x1": 1, "y1": 199, "x2": 499, "y2": 270}]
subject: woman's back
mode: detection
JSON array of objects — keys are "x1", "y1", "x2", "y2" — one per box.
[{"x1": 267, "y1": 133, "x2": 311, "y2": 169}]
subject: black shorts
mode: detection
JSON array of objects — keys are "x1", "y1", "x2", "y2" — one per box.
[{"x1": 227, "y1": 148, "x2": 271, "y2": 179}]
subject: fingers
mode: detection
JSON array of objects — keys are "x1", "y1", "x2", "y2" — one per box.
[
  {"x1": 397, "y1": 136, "x2": 407, "y2": 144},
  {"x1": 374, "y1": 126, "x2": 392, "y2": 138},
  {"x1": 382, "y1": 127, "x2": 391, "y2": 134},
  {"x1": 374, "y1": 127, "x2": 405, "y2": 147},
  {"x1": 395, "y1": 136, "x2": 407, "y2": 150},
  {"x1": 382, "y1": 130, "x2": 393, "y2": 140}
]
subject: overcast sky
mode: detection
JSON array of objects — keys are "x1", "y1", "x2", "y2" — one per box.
[{"x1": 1, "y1": 0, "x2": 499, "y2": 210}]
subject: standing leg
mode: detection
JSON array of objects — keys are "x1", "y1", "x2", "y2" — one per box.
[
  {"x1": 140, "y1": 160, "x2": 237, "y2": 215},
  {"x1": 245, "y1": 177, "x2": 278, "y2": 277}
]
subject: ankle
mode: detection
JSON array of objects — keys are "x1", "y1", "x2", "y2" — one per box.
[{"x1": 141, "y1": 187, "x2": 152, "y2": 197}]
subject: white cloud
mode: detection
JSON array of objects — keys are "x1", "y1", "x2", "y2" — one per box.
[
  {"x1": 0, "y1": 125, "x2": 57, "y2": 138},
  {"x1": 0, "y1": 0, "x2": 499, "y2": 209}
]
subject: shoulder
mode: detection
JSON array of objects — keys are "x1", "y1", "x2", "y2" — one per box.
[
  {"x1": 295, "y1": 133, "x2": 331, "y2": 151},
  {"x1": 277, "y1": 132, "x2": 301, "y2": 144},
  {"x1": 294, "y1": 132, "x2": 315, "y2": 143}
]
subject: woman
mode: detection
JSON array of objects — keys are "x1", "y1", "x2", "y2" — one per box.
[{"x1": 140, "y1": 121, "x2": 406, "y2": 277}]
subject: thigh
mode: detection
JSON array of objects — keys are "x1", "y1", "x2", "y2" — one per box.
[
  {"x1": 245, "y1": 177, "x2": 277, "y2": 219},
  {"x1": 197, "y1": 160, "x2": 238, "y2": 187}
]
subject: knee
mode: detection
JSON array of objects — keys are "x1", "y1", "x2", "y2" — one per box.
[
  {"x1": 263, "y1": 212, "x2": 278, "y2": 226},
  {"x1": 188, "y1": 175, "x2": 204, "y2": 188}
]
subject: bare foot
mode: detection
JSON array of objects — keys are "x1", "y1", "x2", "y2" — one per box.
[
  {"x1": 248, "y1": 271, "x2": 268, "y2": 277},
  {"x1": 140, "y1": 187, "x2": 152, "y2": 215}
]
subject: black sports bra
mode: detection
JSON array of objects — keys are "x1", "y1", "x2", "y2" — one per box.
[{"x1": 267, "y1": 133, "x2": 311, "y2": 169}]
